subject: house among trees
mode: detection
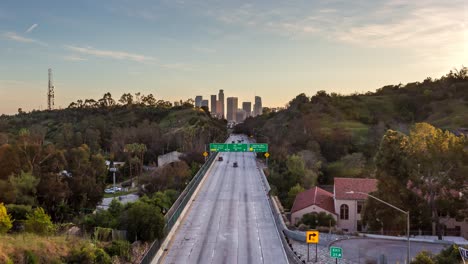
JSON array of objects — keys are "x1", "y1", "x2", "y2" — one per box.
[
  {"x1": 290, "y1": 186, "x2": 336, "y2": 225},
  {"x1": 291, "y1": 177, "x2": 377, "y2": 232}
]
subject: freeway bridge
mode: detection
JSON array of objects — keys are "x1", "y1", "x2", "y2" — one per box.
[{"x1": 159, "y1": 135, "x2": 288, "y2": 264}]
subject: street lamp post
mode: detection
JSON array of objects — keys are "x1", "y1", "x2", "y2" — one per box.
[
  {"x1": 110, "y1": 166, "x2": 117, "y2": 198},
  {"x1": 346, "y1": 191, "x2": 410, "y2": 264}
]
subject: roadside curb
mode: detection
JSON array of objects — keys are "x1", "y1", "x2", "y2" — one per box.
[{"x1": 360, "y1": 233, "x2": 457, "y2": 245}]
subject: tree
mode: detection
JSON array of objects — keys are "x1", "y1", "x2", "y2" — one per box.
[
  {"x1": 98, "y1": 92, "x2": 116, "y2": 108},
  {"x1": 362, "y1": 129, "x2": 413, "y2": 234},
  {"x1": 0, "y1": 203, "x2": 13, "y2": 234},
  {"x1": 141, "y1": 94, "x2": 157, "y2": 106},
  {"x1": 120, "y1": 201, "x2": 165, "y2": 242},
  {"x1": 363, "y1": 124, "x2": 466, "y2": 237},
  {"x1": 124, "y1": 143, "x2": 147, "y2": 179},
  {"x1": 66, "y1": 145, "x2": 107, "y2": 213},
  {"x1": 9, "y1": 171, "x2": 39, "y2": 205},
  {"x1": 24, "y1": 207, "x2": 54, "y2": 235},
  {"x1": 407, "y1": 123, "x2": 466, "y2": 238},
  {"x1": 119, "y1": 93, "x2": 134, "y2": 106},
  {"x1": 286, "y1": 184, "x2": 304, "y2": 210},
  {"x1": 0, "y1": 144, "x2": 20, "y2": 180}
]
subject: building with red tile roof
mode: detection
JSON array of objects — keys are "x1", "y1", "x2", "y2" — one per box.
[
  {"x1": 290, "y1": 186, "x2": 336, "y2": 225},
  {"x1": 290, "y1": 178, "x2": 379, "y2": 231},
  {"x1": 334, "y1": 177, "x2": 377, "y2": 232}
]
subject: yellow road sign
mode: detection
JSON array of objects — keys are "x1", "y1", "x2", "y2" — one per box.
[
  {"x1": 203, "y1": 151, "x2": 208, "y2": 157},
  {"x1": 264, "y1": 152, "x2": 270, "y2": 158},
  {"x1": 306, "y1": 230, "x2": 319, "y2": 244}
]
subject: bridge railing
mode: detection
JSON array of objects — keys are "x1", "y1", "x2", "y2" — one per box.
[{"x1": 139, "y1": 153, "x2": 217, "y2": 264}]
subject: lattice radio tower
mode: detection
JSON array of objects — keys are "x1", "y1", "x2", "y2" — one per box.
[{"x1": 48, "y1": 68, "x2": 55, "y2": 110}]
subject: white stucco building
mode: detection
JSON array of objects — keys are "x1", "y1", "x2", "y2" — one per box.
[{"x1": 290, "y1": 178, "x2": 377, "y2": 232}]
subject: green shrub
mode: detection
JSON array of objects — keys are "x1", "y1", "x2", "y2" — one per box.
[
  {"x1": 6, "y1": 204, "x2": 32, "y2": 221},
  {"x1": 94, "y1": 248, "x2": 112, "y2": 264},
  {"x1": 120, "y1": 201, "x2": 164, "y2": 242},
  {"x1": 433, "y1": 245, "x2": 463, "y2": 264},
  {"x1": 105, "y1": 240, "x2": 131, "y2": 260},
  {"x1": 411, "y1": 251, "x2": 434, "y2": 264},
  {"x1": 66, "y1": 244, "x2": 111, "y2": 264},
  {"x1": 24, "y1": 250, "x2": 38, "y2": 264},
  {"x1": 24, "y1": 207, "x2": 54, "y2": 235},
  {"x1": 66, "y1": 245, "x2": 96, "y2": 264},
  {"x1": 301, "y1": 212, "x2": 336, "y2": 228}
]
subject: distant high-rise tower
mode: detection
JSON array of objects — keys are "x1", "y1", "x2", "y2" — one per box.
[
  {"x1": 201, "y1": 99, "x2": 209, "y2": 108},
  {"x1": 236, "y1": 109, "x2": 246, "y2": 123},
  {"x1": 254, "y1": 96, "x2": 262, "y2": 116},
  {"x1": 242, "y1": 102, "x2": 252, "y2": 117},
  {"x1": 195, "y1": 96, "x2": 203, "y2": 107},
  {"x1": 47, "y1": 68, "x2": 55, "y2": 110},
  {"x1": 218, "y1": 89, "x2": 224, "y2": 118},
  {"x1": 210, "y1": 95, "x2": 217, "y2": 116},
  {"x1": 226, "y1": 97, "x2": 238, "y2": 122}
]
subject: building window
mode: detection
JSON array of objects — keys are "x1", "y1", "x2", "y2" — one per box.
[
  {"x1": 357, "y1": 201, "x2": 364, "y2": 214},
  {"x1": 340, "y1": 204, "x2": 349, "y2": 220}
]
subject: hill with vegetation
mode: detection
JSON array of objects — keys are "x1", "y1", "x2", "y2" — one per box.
[
  {"x1": 0, "y1": 94, "x2": 227, "y2": 262},
  {"x1": 235, "y1": 68, "x2": 468, "y2": 216}
]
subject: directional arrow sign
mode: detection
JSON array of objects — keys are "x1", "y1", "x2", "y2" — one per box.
[{"x1": 306, "y1": 230, "x2": 319, "y2": 244}]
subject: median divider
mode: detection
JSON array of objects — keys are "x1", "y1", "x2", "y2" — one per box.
[{"x1": 139, "y1": 153, "x2": 218, "y2": 264}]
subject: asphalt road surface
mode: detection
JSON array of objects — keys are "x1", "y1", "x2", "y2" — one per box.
[
  {"x1": 333, "y1": 238, "x2": 446, "y2": 263},
  {"x1": 161, "y1": 135, "x2": 288, "y2": 264}
]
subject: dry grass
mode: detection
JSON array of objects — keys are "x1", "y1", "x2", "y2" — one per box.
[{"x1": 0, "y1": 233, "x2": 88, "y2": 263}]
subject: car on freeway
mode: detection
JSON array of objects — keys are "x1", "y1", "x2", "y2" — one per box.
[
  {"x1": 218, "y1": 156, "x2": 223, "y2": 161},
  {"x1": 104, "y1": 186, "x2": 122, "y2": 193},
  {"x1": 233, "y1": 162, "x2": 238, "y2": 167}
]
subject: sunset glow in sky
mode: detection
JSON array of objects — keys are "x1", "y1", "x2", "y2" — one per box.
[{"x1": 0, "y1": 0, "x2": 467, "y2": 114}]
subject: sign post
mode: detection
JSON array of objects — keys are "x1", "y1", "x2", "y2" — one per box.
[
  {"x1": 306, "y1": 230, "x2": 319, "y2": 262},
  {"x1": 264, "y1": 152, "x2": 270, "y2": 167},
  {"x1": 110, "y1": 167, "x2": 117, "y2": 198},
  {"x1": 330, "y1": 246, "x2": 343, "y2": 263}
]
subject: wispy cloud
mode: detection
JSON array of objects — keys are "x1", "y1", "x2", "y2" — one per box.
[
  {"x1": 26, "y1": 23, "x2": 38, "y2": 33},
  {"x1": 64, "y1": 45, "x2": 156, "y2": 62},
  {"x1": 3, "y1": 31, "x2": 47, "y2": 46},
  {"x1": 205, "y1": 0, "x2": 466, "y2": 68},
  {"x1": 63, "y1": 55, "x2": 87, "y2": 61},
  {"x1": 193, "y1": 47, "x2": 216, "y2": 53},
  {"x1": 161, "y1": 62, "x2": 196, "y2": 71}
]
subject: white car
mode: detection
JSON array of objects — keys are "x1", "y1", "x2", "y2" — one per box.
[{"x1": 104, "y1": 187, "x2": 122, "y2": 193}]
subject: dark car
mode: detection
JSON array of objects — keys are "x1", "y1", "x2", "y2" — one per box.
[
  {"x1": 218, "y1": 156, "x2": 223, "y2": 161},
  {"x1": 233, "y1": 162, "x2": 238, "y2": 167}
]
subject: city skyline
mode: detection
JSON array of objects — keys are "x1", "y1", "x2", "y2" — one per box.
[{"x1": 1, "y1": 0, "x2": 467, "y2": 114}]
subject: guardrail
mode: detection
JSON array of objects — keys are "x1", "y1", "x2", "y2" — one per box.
[
  {"x1": 139, "y1": 153, "x2": 217, "y2": 264},
  {"x1": 258, "y1": 166, "x2": 302, "y2": 264}
]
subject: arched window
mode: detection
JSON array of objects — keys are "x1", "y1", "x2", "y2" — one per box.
[{"x1": 340, "y1": 204, "x2": 349, "y2": 220}]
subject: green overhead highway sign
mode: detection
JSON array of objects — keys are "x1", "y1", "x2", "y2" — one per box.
[
  {"x1": 249, "y1": 143, "x2": 268, "y2": 152},
  {"x1": 229, "y1": 143, "x2": 248, "y2": 152},
  {"x1": 330, "y1": 247, "x2": 343, "y2": 259},
  {"x1": 210, "y1": 143, "x2": 228, "y2": 152},
  {"x1": 209, "y1": 143, "x2": 268, "y2": 152}
]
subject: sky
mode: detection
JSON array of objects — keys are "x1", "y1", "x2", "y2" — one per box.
[{"x1": 0, "y1": 0, "x2": 466, "y2": 114}]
